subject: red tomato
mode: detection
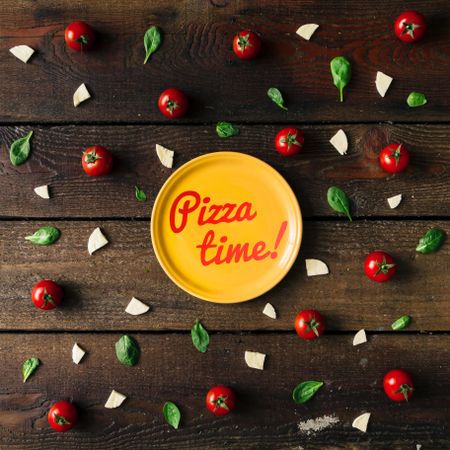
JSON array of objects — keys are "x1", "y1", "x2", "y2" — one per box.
[
  {"x1": 294, "y1": 309, "x2": 325, "y2": 340},
  {"x1": 364, "y1": 251, "x2": 396, "y2": 283},
  {"x1": 383, "y1": 369, "x2": 414, "y2": 402},
  {"x1": 379, "y1": 143, "x2": 410, "y2": 174},
  {"x1": 232, "y1": 30, "x2": 261, "y2": 60},
  {"x1": 82, "y1": 145, "x2": 113, "y2": 177},
  {"x1": 31, "y1": 279, "x2": 63, "y2": 310},
  {"x1": 275, "y1": 127, "x2": 304, "y2": 156},
  {"x1": 64, "y1": 21, "x2": 95, "y2": 51},
  {"x1": 394, "y1": 11, "x2": 426, "y2": 43},
  {"x1": 158, "y1": 88, "x2": 189, "y2": 119},
  {"x1": 48, "y1": 400, "x2": 78, "y2": 432},
  {"x1": 206, "y1": 386, "x2": 236, "y2": 416}
]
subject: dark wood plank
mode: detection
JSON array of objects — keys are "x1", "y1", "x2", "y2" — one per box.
[
  {"x1": 1, "y1": 124, "x2": 449, "y2": 218},
  {"x1": 1, "y1": 0, "x2": 450, "y2": 123},
  {"x1": 1, "y1": 219, "x2": 448, "y2": 331},
  {"x1": 0, "y1": 333, "x2": 448, "y2": 449}
]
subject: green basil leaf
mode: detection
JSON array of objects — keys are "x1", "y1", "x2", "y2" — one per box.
[
  {"x1": 292, "y1": 380, "x2": 324, "y2": 404},
  {"x1": 163, "y1": 401, "x2": 181, "y2": 429},
  {"x1": 10, "y1": 130, "x2": 33, "y2": 166},
  {"x1": 216, "y1": 122, "x2": 240, "y2": 138},
  {"x1": 115, "y1": 335, "x2": 140, "y2": 367},
  {"x1": 191, "y1": 320, "x2": 209, "y2": 353},
  {"x1": 25, "y1": 226, "x2": 60, "y2": 245},
  {"x1": 327, "y1": 186, "x2": 352, "y2": 221},
  {"x1": 267, "y1": 87, "x2": 288, "y2": 111},
  {"x1": 407, "y1": 91, "x2": 427, "y2": 108},
  {"x1": 416, "y1": 227, "x2": 445, "y2": 253},
  {"x1": 144, "y1": 26, "x2": 162, "y2": 64},
  {"x1": 330, "y1": 56, "x2": 351, "y2": 102},
  {"x1": 135, "y1": 185, "x2": 147, "y2": 202},
  {"x1": 22, "y1": 357, "x2": 40, "y2": 383},
  {"x1": 391, "y1": 315, "x2": 412, "y2": 331}
]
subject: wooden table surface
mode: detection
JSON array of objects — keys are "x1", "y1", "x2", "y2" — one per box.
[{"x1": 1, "y1": 1, "x2": 449, "y2": 449}]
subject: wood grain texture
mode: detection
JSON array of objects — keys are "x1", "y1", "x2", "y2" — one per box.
[
  {"x1": 1, "y1": 0, "x2": 450, "y2": 123},
  {"x1": 1, "y1": 124, "x2": 449, "y2": 218},
  {"x1": 1, "y1": 220, "x2": 448, "y2": 331},
  {"x1": 0, "y1": 333, "x2": 448, "y2": 449}
]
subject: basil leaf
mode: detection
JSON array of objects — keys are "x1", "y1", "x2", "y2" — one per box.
[
  {"x1": 391, "y1": 315, "x2": 412, "y2": 331},
  {"x1": 135, "y1": 185, "x2": 147, "y2": 202},
  {"x1": 25, "y1": 226, "x2": 60, "y2": 245},
  {"x1": 22, "y1": 357, "x2": 40, "y2": 383},
  {"x1": 330, "y1": 56, "x2": 351, "y2": 102},
  {"x1": 10, "y1": 130, "x2": 33, "y2": 166},
  {"x1": 144, "y1": 26, "x2": 162, "y2": 64},
  {"x1": 416, "y1": 227, "x2": 445, "y2": 253},
  {"x1": 216, "y1": 122, "x2": 239, "y2": 138},
  {"x1": 267, "y1": 87, "x2": 288, "y2": 111},
  {"x1": 191, "y1": 320, "x2": 209, "y2": 353},
  {"x1": 163, "y1": 401, "x2": 181, "y2": 429},
  {"x1": 407, "y1": 92, "x2": 427, "y2": 108},
  {"x1": 292, "y1": 380, "x2": 324, "y2": 404},
  {"x1": 327, "y1": 186, "x2": 352, "y2": 221},
  {"x1": 115, "y1": 335, "x2": 140, "y2": 367}
]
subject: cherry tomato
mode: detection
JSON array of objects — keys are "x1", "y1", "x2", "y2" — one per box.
[
  {"x1": 383, "y1": 369, "x2": 414, "y2": 402},
  {"x1": 232, "y1": 30, "x2": 261, "y2": 60},
  {"x1": 82, "y1": 145, "x2": 113, "y2": 177},
  {"x1": 294, "y1": 309, "x2": 325, "y2": 340},
  {"x1": 158, "y1": 88, "x2": 189, "y2": 119},
  {"x1": 364, "y1": 251, "x2": 396, "y2": 283},
  {"x1": 394, "y1": 11, "x2": 426, "y2": 43},
  {"x1": 275, "y1": 127, "x2": 304, "y2": 156},
  {"x1": 48, "y1": 400, "x2": 78, "y2": 432},
  {"x1": 379, "y1": 143, "x2": 410, "y2": 174},
  {"x1": 206, "y1": 386, "x2": 236, "y2": 416},
  {"x1": 31, "y1": 279, "x2": 63, "y2": 310},
  {"x1": 64, "y1": 21, "x2": 96, "y2": 51}
]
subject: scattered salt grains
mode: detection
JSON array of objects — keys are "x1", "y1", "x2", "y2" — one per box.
[{"x1": 297, "y1": 414, "x2": 339, "y2": 435}]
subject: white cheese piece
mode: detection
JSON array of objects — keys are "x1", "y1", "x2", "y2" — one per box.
[
  {"x1": 296, "y1": 24, "x2": 319, "y2": 41},
  {"x1": 88, "y1": 227, "x2": 109, "y2": 255},
  {"x1": 73, "y1": 83, "x2": 91, "y2": 107},
  {"x1": 156, "y1": 144, "x2": 174, "y2": 168},
  {"x1": 262, "y1": 303, "x2": 277, "y2": 319},
  {"x1": 305, "y1": 258, "x2": 329, "y2": 276},
  {"x1": 387, "y1": 194, "x2": 402, "y2": 209},
  {"x1": 72, "y1": 343, "x2": 86, "y2": 364},
  {"x1": 353, "y1": 329, "x2": 367, "y2": 346},
  {"x1": 375, "y1": 71, "x2": 393, "y2": 98},
  {"x1": 244, "y1": 351, "x2": 266, "y2": 370},
  {"x1": 352, "y1": 412, "x2": 371, "y2": 432},
  {"x1": 329, "y1": 129, "x2": 348, "y2": 155},
  {"x1": 34, "y1": 185, "x2": 50, "y2": 199},
  {"x1": 9, "y1": 45, "x2": 35, "y2": 63},
  {"x1": 125, "y1": 297, "x2": 150, "y2": 316},
  {"x1": 104, "y1": 390, "x2": 127, "y2": 409}
]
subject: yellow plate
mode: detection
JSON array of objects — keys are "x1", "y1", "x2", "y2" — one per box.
[{"x1": 151, "y1": 152, "x2": 302, "y2": 303}]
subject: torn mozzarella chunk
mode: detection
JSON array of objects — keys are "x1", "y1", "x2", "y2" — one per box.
[
  {"x1": 329, "y1": 129, "x2": 348, "y2": 155},
  {"x1": 375, "y1": 71, "x2": 393, "y2": 98},
  {"x1": 9, "y1": 45, "x2": 35, "y2": 63},
  {"x1": 387, "y1": 194, "x2": 402, "y2": 209},
  {"x1": 245, "y1": 351, "x2": 266, "y2": 370},
  {"x1": 34, "y1": 185, "x2": 50, "y2": 199},
  {"x1": 104, "y1": 390, "x2": 127, "y2": 409},
  {"x1": 305, "y1": 259, "x2": 329, "y2": 277},
  {"x1": 353, "y1": 329, "x2": 367, "y2": 346},
  {"x1": 73, "y1": 83, "x2": 91, "y2": 107},
  {"x1": 156, "y1": 144, "x2": 174, "y2": 168},
  {"x1": 296, "y1": 24, "x2": 319, "y2": 41},
  {"x1": 72, "y1": 343, "x2": 86, "y2": 364},
  {"x1": 262, "y1": 303, "x2": 277, "y2": 319},
  {"x1": 88, "y1": 227, "x2": 109, "y2": 255},
  {"x1": 125, "y1": 297, "x2": 150, "y2": 316},
  {"x1": 352, "y1": 412, "x2": 371, "y2": 432}
]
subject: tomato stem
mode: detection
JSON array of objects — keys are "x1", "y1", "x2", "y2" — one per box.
[
  {"x1": 213, "y1": 395, "x2": 229, "y2": 411},
  {"x1": 395, "y1": 383, "x2": 414, "y2": 401}
]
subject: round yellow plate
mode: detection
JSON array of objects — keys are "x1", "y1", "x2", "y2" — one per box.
[{"x1": 151, "y1": 152, "x2": 302, "y2": 303}]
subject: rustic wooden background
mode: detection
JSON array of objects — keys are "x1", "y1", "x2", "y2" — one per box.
[{"x1": 0, "y1": 0, "x2": 449, "y2": 449}]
